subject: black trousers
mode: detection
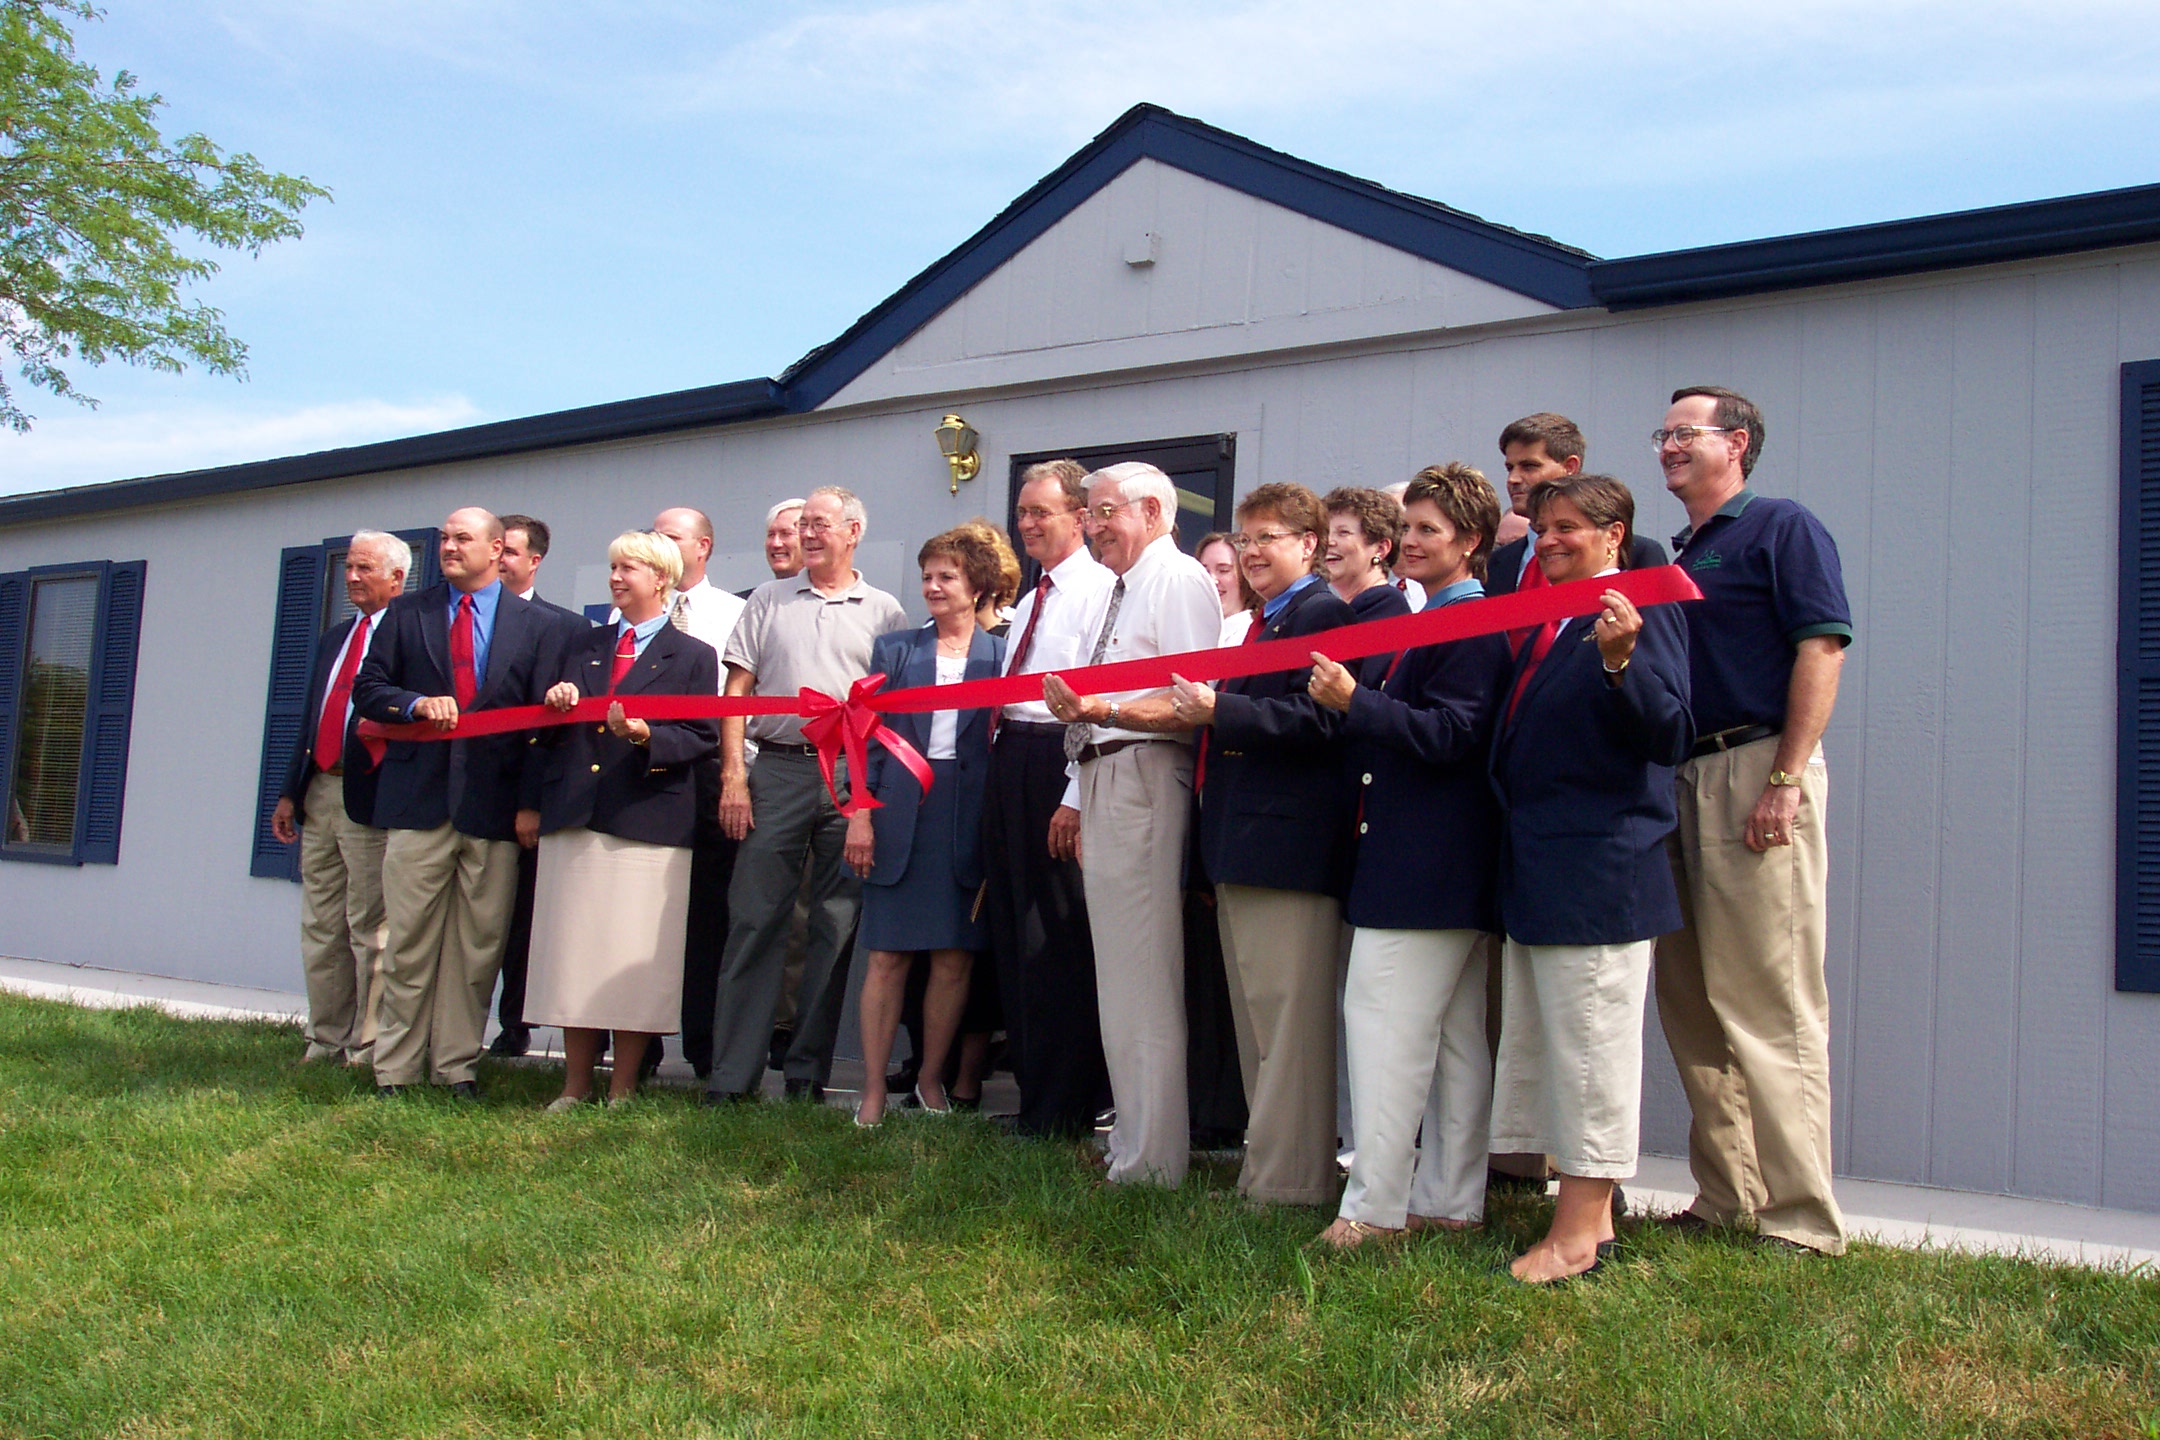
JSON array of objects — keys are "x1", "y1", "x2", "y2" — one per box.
[
  {"x1": 678, "y1": 828, "x2": 739, "y2": 1077},
  {"x1": 983, "y1": 724, "x2": 1107, "y2": 1137},
  {"x1": 1183, "y1": 884, "x2": 1250, "y2": 1144},
  {"x1": 493, "y1": 842, "x2": 540, "y2": 1038}
]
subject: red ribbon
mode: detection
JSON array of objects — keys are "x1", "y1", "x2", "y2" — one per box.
[
  {"x1": 356, "y1": 566, "x2": 1703, "y2": 812},
  {"x1": 797, "y1": 674, "x2": 933, "y2": 817}
]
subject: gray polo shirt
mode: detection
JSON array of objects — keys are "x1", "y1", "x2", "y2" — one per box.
[{"x1": 724, "y1": 569, "x2": 911, "y2": 744}]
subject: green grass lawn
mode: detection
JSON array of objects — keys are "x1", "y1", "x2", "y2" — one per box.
[{"x1": 1, "y1": 992, "x2": 2156, "y2": 1439}]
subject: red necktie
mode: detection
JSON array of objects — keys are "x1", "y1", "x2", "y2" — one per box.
[
  {"x1": 1194, "y1": 612, "x2": 1266, "y2": 793},
  {"x1": 449, "y1": 594, "x2": 478, "y2": 708},
  {"x1": 991, "y1": 573, "x2": 1055, "y2": 743},
  {"x1": 1504, "y1": 620, "x2": 1561, "y2": 725},
  {"x1": 314, "y1": 613, "x2": 371, "y2": 772},
  {"x1": 1507, "y1": 546, "x2": 1549, "y2": 648},
  {"x1": 609, "y1": 627, "x2": 638, "y2": 692}
]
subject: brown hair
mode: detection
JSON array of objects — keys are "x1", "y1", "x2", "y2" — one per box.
[
  {"x1": 918, "y1": 525, "x2": 1003, "y2": 602},
  {"x1": 957, "y1": 518, "x2": 1022, "y2": 611},
  {"x1": 1320, "y1": 486, "x2": 1406, "y2": 572},
  {"x1": 1671, "y1": 385, "x2": 1765, "y2": 477},
  {"x1": 1496, "y1": 412, "x2": 1586, "y2": 464},
  {"x1": 1194, "y1": 530, "x2": 1256, "y2": 613},
  {"x1": 1523, "y1": 473, "x2": 1637, "y2": 566},
  {"x1": 1018, "y1": 458, "x2": 1089, "y2": 509},
  {"x1": 1402, "y1": 463, "x2": 1503, "y2": 581},
  {"x1": 1233, "y1": 482, "x2": 1327, "y2": 577},
  {"x1": 498, "y1": 513, "x2": 550, "y2": 556}
]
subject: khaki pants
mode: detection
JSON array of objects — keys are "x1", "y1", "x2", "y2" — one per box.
[
  {"x1": 374, "y1": 823, "x2": 520, "y2": 1087},
  {"x1": 1658, "y1": 735, "x2": 1846, "y2": 1253},
  {"x1": 1217, "y1": 884, "x2": 1342, "y2": 1207},
  {"x1": 1339, "y1": 926, "x2": 1489, "y2": 1227},
  {"x1": 1080, "y1": 742, "x2": 1192, "y2": 1189},
  {"x1": 1491, "y1": 938, "x2": 1654, "y2": 1179},
  {"x1": 297, "y1": 772, "x2": 387, "y2": 1062}
]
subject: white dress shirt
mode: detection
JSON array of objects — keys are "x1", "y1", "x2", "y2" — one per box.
[
  {"x1": 315, "y1": 606, "x2": 390, "y2": 739},
  {"x1": 999, "y1": 543, "x2": 1117, "y2": 725},
  {"x1": 1063, "y1": 532, "x2": 1221, "y2": 806}
]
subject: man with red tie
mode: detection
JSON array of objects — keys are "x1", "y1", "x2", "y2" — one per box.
[
  {"x1": 1486, "y1": 413, "x2": 1667, "y2": 598},
  {"x1": 270, "y1": 530, "x2": 409, "y2": 1065},
  {"x1": 354, "y1": 507, "x2": 563, "y2": 1099}
]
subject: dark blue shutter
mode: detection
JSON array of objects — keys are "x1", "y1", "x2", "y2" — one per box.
[
  {"x1": 2116, "y1": 360, "x2": 2160, "y2": 991},
  {"x1": 0, "y1": 571, "x2": 26, "y2": 835},
  {"x1": 251, "y1": 546, "x2": 324, "y2": 880},
  {"x1": 75, "y1": 561, "x2": 145, "y2": 864},
  {"x1": 398, "y1": 527, "x2": 442, "y2": 591}
]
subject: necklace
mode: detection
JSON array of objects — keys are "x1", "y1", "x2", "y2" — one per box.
[{"x1": 936, "y1": 628, "x2": 972, "y2": 655}]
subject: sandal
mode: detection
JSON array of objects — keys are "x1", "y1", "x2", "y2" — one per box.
[
  {"x1": 1319, "y1": 1217, "x2": 1404, "y2": 1250},
  {"x1": 1406, "y1": 1213, "x2": 1484, "y2": 1234}
]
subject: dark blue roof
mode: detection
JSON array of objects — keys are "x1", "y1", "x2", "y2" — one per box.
[{"x1": 4, "y1": 103, "x2": 2156, "y2": 526}]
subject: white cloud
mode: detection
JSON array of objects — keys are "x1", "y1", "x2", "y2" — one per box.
[{"x1": 0, "y1": 395, "x2": 487, "y2": 497}]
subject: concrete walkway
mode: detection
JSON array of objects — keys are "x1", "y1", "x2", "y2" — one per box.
[{"x1": 5, "y1": 954, "x2": 2155, "y2": 1273}]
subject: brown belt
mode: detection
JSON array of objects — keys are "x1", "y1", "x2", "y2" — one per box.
[
  {"x1": 1075, "y1": 738, "x2": 1164, "y2": 765},
  {"x1": 320, "y1": 764, "x2": 344, "y2": 777}
]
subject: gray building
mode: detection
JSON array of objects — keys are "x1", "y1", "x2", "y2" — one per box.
[{"x1": 4, "y1": 105, "x2": 2158, "y2": 1213}]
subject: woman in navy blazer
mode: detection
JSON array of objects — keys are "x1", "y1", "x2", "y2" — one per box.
[
  {"x1": 525, "y1": 531, "x2": 720, "y2": 1110},
  {"x1": 843, "y1": 528, "x2": 1006, "y2": 1126},
  {"x1": 1305, "y1": 463, "x2": 1512, "y2": 1248},
  {"x1": 1172, "y1": 482, "x2": 1355, "y2": 1208},
  {"x1": 1487, "y1": 475, "x2": 1693, "y2": 1283}
]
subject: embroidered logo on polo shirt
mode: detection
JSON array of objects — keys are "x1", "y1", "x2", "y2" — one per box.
[{"x1": 1689, "y1": 551, "x2": 1724, "y2": 571}]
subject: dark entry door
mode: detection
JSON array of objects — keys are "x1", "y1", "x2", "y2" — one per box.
[{"x1": 1006, "y1": 433, "x2": 1236, "y2": 583}]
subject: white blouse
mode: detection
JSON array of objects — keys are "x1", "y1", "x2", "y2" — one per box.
[{"x1": 926, "y1": 652, "x2": 968, "y2": 759}]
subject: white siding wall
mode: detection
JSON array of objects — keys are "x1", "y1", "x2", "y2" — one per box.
[{"x1": 4, "y1": 244, "x2": 2158, "y2": 1212}]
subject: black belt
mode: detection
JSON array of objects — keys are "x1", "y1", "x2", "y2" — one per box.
[
  {"x1": 997, "y1": 720, "x2": 1067, "y2": 738},
  {"x1": 758, "y1": 741, "x2": 819, "y2": 755},
  {"x1": 1690, "y1": 723, "x2": 1779, "y2": 759},
  {"x1": 1076, "y1": 738, "x2": 1164, "y2": 765}
]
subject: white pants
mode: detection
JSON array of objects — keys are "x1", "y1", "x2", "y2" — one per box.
[
  {"x1": 1338, "y1": 927, "x2": 1490, "y2": 1227},
  {"x1": 1490, "y1": 937, "x2": 1654, "y2": 1180}
]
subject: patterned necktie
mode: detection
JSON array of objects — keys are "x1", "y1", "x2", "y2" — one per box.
[
  {"x1": 449, "y1": 594, "x2": 478, "y2": 708},
  {"x1": 670, "y1": 592, "x2": 691, "y2": 633},
  {"x1": 609, "y1": 626, "x2": 638, "y2": 692},
  {"x1": 314, "y1": 613, "x2": 371, "y2": 772},
  {"x1": 1063, "y1": 577, "x2": 1125, "y2": 761}
]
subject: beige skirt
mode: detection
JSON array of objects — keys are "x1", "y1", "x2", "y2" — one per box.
[{"x1": 525, "y1": 827, "x2": 691, "y2": 1034}]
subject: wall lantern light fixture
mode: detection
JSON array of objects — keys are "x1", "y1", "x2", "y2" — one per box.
[{"x1": 934, "y1": 413, "x2": 980, "y2": 494}]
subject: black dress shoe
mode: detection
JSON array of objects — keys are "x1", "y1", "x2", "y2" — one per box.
[
  {"x1": 703, "y1": 1088, "x2": 757, "y2": 1108},
  {"x1": 782, "y1": 1079, "x2": 824, "y2": 1103},
  {"x1": 486, "y1": 1028, "x2": 530, "y2": 1058},
  {"x1": 1658, "y1": 1209, "x2": 1717, "y2": 1233},
  {"x1": 375, "y1": 1085, "x2": 405, "y2": 1099},
  {"x1": 447, "y1": 1081, "x2": 481, "y2": 1102},
  {"x1": 768, "y1": 1026, "x2": 794, "y2": 1074},
  {"x1": 637, "y1": 1041, "x2": 663, "y2": 1083}
]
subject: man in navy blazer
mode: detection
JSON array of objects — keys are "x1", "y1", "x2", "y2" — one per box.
[
  {"x1": 269, "y1": 529, "x2": 408, "y2": 1066},
  {"x1": 352, "y1": 507, "x2": 562, "y2": 1098}
]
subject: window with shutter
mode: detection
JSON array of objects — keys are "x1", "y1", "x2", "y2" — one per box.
[
  {"x1": 249, "y1": 547, "x2": 325, "y2": 880},
  {"x1": 2116, "y1": 359, "x2": 2160, "y2": 992},
  {"x1": 0, "y1": 562, "x2": 147, "y2": 866}
]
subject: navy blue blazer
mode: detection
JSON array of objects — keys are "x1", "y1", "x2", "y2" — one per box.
[
  {"x1": 1197, "y1": 579, "x2": 1356, "y2": 898},
  {"x1": 1346, "y1": 581, "x2": 1412, "y2": 687},
  {"x1": 1490, "y1": 603, "x2": 1694, "y2": 946},
  {"x1": 537, "y1": 624, "x2": 720, "y2": 849},
  {"x1": 278, "y1": 613, "x2": 383, "y2": 828},
  {"x1": 1486, "y1": 535, "x2": 1670, "y2": 597},
  {"x1": 1342, "y1": 601, "x2": 1511, "y2": 933},
  {"x1": 853, "y1": 624, "x2": 1004, "y2": 890},
  {"x1": 351, "y1": 582, "x2": 563, "y2": 840}
]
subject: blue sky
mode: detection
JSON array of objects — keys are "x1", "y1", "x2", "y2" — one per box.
[{"x1": 5, "y1": 0, "x2": 2158, "y2": 496}]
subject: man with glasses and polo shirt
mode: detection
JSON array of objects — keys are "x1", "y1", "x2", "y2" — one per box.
[
  {"x1": 1652, "y1": 385, "x2": 1853, "y2": 1257},
  {"x1": 1042, "y1": 462, "x2": 1221, "y2": 1188}
]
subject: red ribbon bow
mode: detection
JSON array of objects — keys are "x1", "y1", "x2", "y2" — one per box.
[{"x1": 797, "y1": 673, "x2": 934, "y2": 817}]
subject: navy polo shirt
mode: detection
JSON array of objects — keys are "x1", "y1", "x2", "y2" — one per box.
[{"x1": 1672, "y1": 489, "x2": 1853, "y2": 736}]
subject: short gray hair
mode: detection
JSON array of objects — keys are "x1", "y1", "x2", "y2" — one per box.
[
  {"x1": 349, "y1": 529, "x2": 412, "y2": 580},
  {"x1": 806, "y1": 485, "x2": 867, "y2": 531},
  {"x1": 1087, "y1": 461, "x2": 1176, "y2": 530},
  {"x1": 765, "y1": 497, "x2": 806, "y2": 527}
]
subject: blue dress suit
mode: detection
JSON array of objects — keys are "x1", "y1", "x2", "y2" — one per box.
[
  {"x1": 537, "y1": 624, "x2": 720, "y2": 848},
  {"x1": 1490, "y1": 604, "x2": 1694, "y2": 945},
  {"x1": 853, "y1": 624, "x2": 1004, "y2": 950},
  {"x1": 279, "y1": 613, "x2": 383, "y2": 828}
]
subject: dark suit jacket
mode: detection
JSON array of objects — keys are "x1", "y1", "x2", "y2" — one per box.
[
  {"x1": 1197, "y1": 579, "x2": 1356, "y2": 897},
  {"x1": 524, "y1": 591, "x2": 594, "y2": 646},
  {"x1": 1345, "y1": 581, "x2": 1412, "y2": 687},
  {"x1": 1342, "y1": 603, "x2": 1511, "y2": 933},
  {"x1": 1490, "y1": 604, "x2": 1693, "y2": 946},
  {"x1": 279, "y1": 612, "x2": 383, "y2": 828},
  {"x1": 537, "y1": 624, "x2": 719, "y2": 848},
  {"x1": 352, "y1": 582, "x2": 562, "y2": 840},
  {"x1": 854, "y1": 624, "x2": 1004, "y2": 890},
  {"x1": 1486, "y1": 534, "x2": 1670, "y2": 597}
]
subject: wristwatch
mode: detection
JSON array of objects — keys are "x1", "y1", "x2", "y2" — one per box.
[
  {"x1": 1105, "y1": 701, "x2": 1122, "y2": 729},
  {"x1": 1768, "y1": 770, "x2": 1802, "y2": 787}
]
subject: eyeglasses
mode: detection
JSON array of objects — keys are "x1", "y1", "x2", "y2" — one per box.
[
  {"x1": 798, "y1": 518, "x2": 846, "y2": 535},
  {"x1": 1228, "y1": 529, "x2": 1303, "y2": 552},
  {"x1": 1015, "y1": 505, "x2": 1080, "y2": 523},
  {"x1": 1082, "y1": 499, "x2": 1138, "y2": 523},
  {"x1": 1650, "y1": 425, "x2": 1735, "y2": 448}
]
